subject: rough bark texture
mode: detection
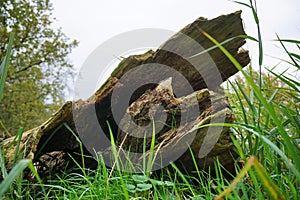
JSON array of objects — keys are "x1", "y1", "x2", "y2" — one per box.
[
  {"x1": 1, "y1": 11, "x2": 250, "y2": 179},
  {"x1": 113, "y1": 78, "x2": 236, "y2": 175}
]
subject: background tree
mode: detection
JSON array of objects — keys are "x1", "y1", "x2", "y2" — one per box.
[{"x1": 0, "y1": 0, "x2": 78, "y2": 136}]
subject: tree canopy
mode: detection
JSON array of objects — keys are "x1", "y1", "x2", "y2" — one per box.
[{"x1": 0, "y1": 0, "x2": 78, "y2": 135}]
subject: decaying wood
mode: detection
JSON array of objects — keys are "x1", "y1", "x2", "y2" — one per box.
[
  {"x1": 1, "y1": 11, "x2": 249, "y2": 179},
  {"x1": 112, "y1": 78, "x2": 236, "y2": 174}
]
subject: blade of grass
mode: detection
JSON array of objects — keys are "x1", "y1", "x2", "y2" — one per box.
[
  {"x1": 0, "y1": 159, "x2": 45, "y2": 197},
  {"x1": 276, "y1": 34, "x2": 300, "y2": 69},
  {"x1": 277, "y1": 39, "x2": 300, "y2": 44},
  {"x1": 0, "y1": 148, "x2": 8, "y2": 179},
  {"x1": 227, "y1": 81, "x2": 248, "y2": 124},
  {"x1": 232, "y1": 1, "x2": 251, "y2": 8},
  {"x1": 189, "y1": 37, "x2": 236, "y2": 58},
  {"x1": 0, "y1": 33, "x2": 14, "y2": 101},
  {"x1": 237, "y1": 34, "x2": 259, "y2": 42},
  {"x1": 235, "y1": 81, "x2": 258, "y2": 118},
  {"x1": 0, "y1": 120, "x2": 11, "y2": 137},
  {"x1": 35, "y1": 123, "x2": 64, "y2": 158},
  {"x1": 249, "y1": 0, "x2": 263, "y2": 66},
  {"x1": 12, "y1": 127, "x2": 24, "y2": 166},
  {"x1": 63, "y1": 123, "x2": 86, "y2": 176},
  {"x1": 215, "y1": 156, "x2": 285, "y2": 200},
  {"x1": 189, "y1": 34, "x2": 258, "y2": 59},
  {"x1": 267, "y1": 70, "x2": 300, "y2": 90},
  {"x1": 146, "y1": 119, "x2": 156, "y2": 174}
]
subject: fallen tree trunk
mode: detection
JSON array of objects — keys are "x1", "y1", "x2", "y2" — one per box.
[{"x1": 2, "y1": 11, "x2": 250, "y2": 179}]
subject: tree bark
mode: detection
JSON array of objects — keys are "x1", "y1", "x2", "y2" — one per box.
[{"x1": 1, "y1": 10, "x2": 249, "y2": 179}]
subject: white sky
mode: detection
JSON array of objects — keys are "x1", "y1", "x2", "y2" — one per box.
[{"x1": 51, "y1": 0, "x2": 300, "y2": 96}]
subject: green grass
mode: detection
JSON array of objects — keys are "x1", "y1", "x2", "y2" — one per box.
[{"x1": 1, "y1": 0, "x2": 300, "y2": 199}]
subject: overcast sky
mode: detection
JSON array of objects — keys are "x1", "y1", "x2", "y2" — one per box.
[{"x1": 51, "y1": 0, "x2": 299, "y2": 98}]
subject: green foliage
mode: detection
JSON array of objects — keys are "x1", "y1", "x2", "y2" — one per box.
[
  {"x1": 0, "y1": 129, "x2": 44, "y2": 198},
  {"x1": 204, "y1": 28, "x2": 299, "y2": 198},
  {"x1": 201, "y1": 1, "x2": 299, "y2": 198},
  {"x1": 228, "y1": 68, "x2": 299, "y2": 133},
  {"x1": 1, "y1": 0, "x2": 299, "y2": 199},
  {"x1": 0, "y1": 0, "x2": 78, "y2": 135}
]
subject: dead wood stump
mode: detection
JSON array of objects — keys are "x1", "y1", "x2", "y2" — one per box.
[{"x1": 1, "y1": 10, "x2": 250, "y2": 179}]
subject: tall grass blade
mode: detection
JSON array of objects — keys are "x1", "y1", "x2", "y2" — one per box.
[
  {"x1": 232, "y1": 1, "x2": 251, "y2": 8},
  {"x1": 0, "y1": 33, "x2": 14, "y2": 100},
  {"x1": 276, "y1": 34, "x2": 300, "y2": 69},
  {"x1": 227, "y1": 81, "x2": 248, "y2": 124},
  {"x1": 0, "y1": 159, "x2": 30, "y2": 197},
  {"x1": 237, "y1": 34, "x2": 259, "y2": 42},
  {"x1": 146, "y1": 119, "x2": 156, "y2": 174},
  {"x1": 215, "y1": 156, "x2": 285, "y2": 200},
  {"x1": 0, "y1": 149, "x2": 8, "y2": 179},
  {"x1": 63, "y1": 123, "x2": 86, "y2": 175},
  {"x1": 12, "y1": 127, "x2": 24, "y2": 165}
]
